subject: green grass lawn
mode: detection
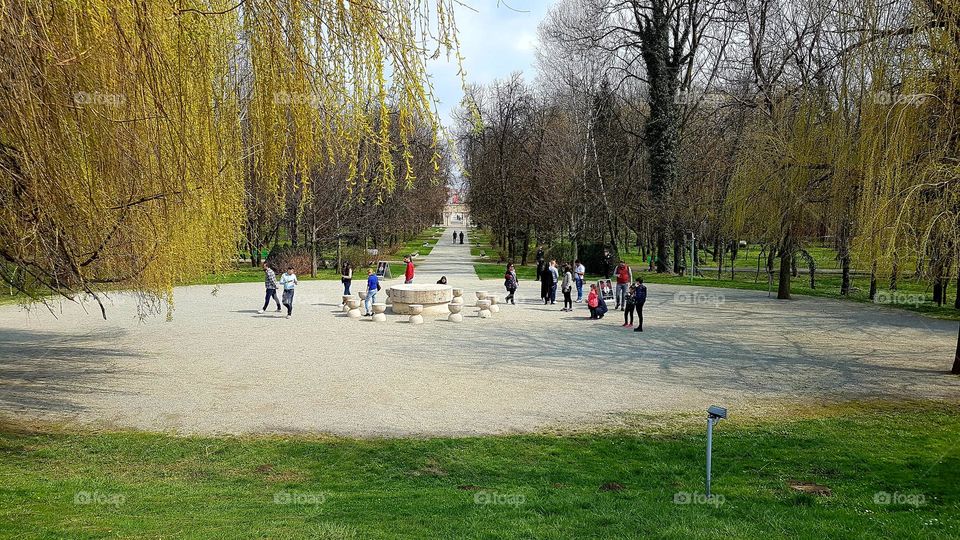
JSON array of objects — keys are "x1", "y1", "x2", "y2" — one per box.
[{"x1": 1, "y1": 402, "x2": 957, "y2": 538}]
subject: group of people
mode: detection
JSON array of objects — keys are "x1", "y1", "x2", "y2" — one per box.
[
  {"x1": 257, "y1": 262, "x2": 299, "y2": 318},
  {"x1": 508, "y1": 255, "x2": 648, "y2": 331},
  {"x1": 452, "y1": 230, "x2": 464, "y2": 244}
]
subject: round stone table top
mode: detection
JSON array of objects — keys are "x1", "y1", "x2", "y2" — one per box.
[{"x1": 388, "y1": 284, "x2": 453, "y2": 315}]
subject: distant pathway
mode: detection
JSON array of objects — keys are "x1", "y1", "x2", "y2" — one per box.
[{"x1": 0, "y1": 226, "x2": 957, "y2": 436}]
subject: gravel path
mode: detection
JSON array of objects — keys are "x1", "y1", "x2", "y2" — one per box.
[{"x1": 1, "y1": 228, "x2": 957, "y2": 436}]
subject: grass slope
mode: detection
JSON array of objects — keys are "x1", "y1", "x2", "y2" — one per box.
[{"x1": 1, "y1": 402, "x2": 957, "y2": 539}]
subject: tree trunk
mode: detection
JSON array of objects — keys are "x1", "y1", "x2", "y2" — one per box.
[
  {"x1": 953, "y1": 324, "x2": 960, "y2": 374},
  {"x1": 777, "y1": 234, "x2": 792, "y2": 300}
]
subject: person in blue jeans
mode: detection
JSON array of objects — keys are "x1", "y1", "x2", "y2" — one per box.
[
  {"x1": 574, "y1": 259, "x2": 585, "y2": 302},
  {"x1": 364, "y1": 267, "x2": 379, "y2": 316},
  {"x1": 278, "y1": 267, "x2": 298, "y2": 318},
  {"x1": 258, "y1": 262, "x2": 281, "y2": 314}
]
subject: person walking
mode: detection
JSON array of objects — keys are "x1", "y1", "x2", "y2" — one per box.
[
  {"x1": 623, "y1": 282, "x2": 637, "y2": 328},
  {"x1": 340, "y1": 262, "x2": 353, "y2": 296},
  {"x1": 574, "y1": 259, "x2": 585, "y2": 302},
  {"x1": 279, "y1": 266, "x2": 298, "y2": 318},
  {"x1": 549, "y1": 260, "x2": 559, "y2": 305},
  {"x1": 561, "y1": 264, "x2": 574, "y2": 311},
  {"x1": 404, "y1": 255, "x2": 415, "y2": 284},
  {"x1": 587, "y1": 284, "x2": 600, "y2": 319},
  {"x1": 614, "y1": 261, "x2": 632, "y2": 310},
  {"x1": 459, "y1": 231, "x2": 464, "y2": 244},
  {"x1": 453, "y1": 230, "x2": 457, "y2": 243},
  {"x1": 504, "y1": 263, "x2": 518, "y2": 305},
  {"x1": 633, "y1": 277, "x2": 647, "y2": 332},
  {"x1": 258, "y1": 262, "x2": 281, "y2": 314},
  {"x1": 364, "y1": 267, "x2": 379, "y2": 316}
]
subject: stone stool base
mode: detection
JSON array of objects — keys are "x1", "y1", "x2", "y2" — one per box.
[
  {"x1": 409, "y1": 314, "x2": 424, "y2": 324},
  {"x1": 448, "y1": 313, "x2": 463, "y2": 322}
]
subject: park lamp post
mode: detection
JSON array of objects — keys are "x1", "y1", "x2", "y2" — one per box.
[{"x1": 706, "y1": 405, "x2": 727, "y2": 499}]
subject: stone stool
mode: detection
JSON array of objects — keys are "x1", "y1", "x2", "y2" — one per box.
[
  {"x1": 358, "y1": 290, "x2": 368, "y2": 300},
  {"x1": 451, "y1": 288, "x2": 464, "y2": 305},
  {"x1": 342, "y1": 294, "x2": 352, "y2": 312},
  {"x1": 487, "y1": 294, "x2": 500, "y2": 314},
  {"x1": 372, "y1": 303, "x2": 387, "y2": 322},
  {"x1": 408, "y1": 304, "x2": 424, "y2": 325},
  {"x1": 476, "y1": 299, "x2": 492, "y2": 318},
  {"x1": 346, "y1": 297, "x2": 362, "y2": 319},
  {"x1": 475, "y1": 291, "x2": 488, "y2": 306},
  {"x1": 448, "y1": 302, "x2": 463, "y2": 322}
]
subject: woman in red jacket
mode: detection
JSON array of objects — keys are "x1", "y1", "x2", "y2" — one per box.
[
  {"x1": 587, "y1": 284, "x2": 600, "y2": 319},
  {"x1": 404, "y1": 255, "x2": 415, "y2": 284}
]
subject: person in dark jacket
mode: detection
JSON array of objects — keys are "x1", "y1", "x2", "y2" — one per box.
[
  {"x1": 633, "y1": 277, "x2": 647, "y2": 332},
  {"x1": 535, "y1": 246, "x2": 545, "y2": 281},
  {"x1": 453, "y1": 230, "x2": 457, "y2": 243},
  {"x1": 540, "y1": 261, "x2": 553, "y2": 304},
  {"x1": 459, "y1": 231, "x2": 464, "y2": 244},
  {"x1": 504, "y1": 263, "x2": 518, "y2": 305}
]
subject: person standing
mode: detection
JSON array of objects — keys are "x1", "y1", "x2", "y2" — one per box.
[
  {"x1": 574, "y1": 259, "x2": 585, "y2": 302},
  {"x1": 341, "y1": 262, "x2": 353, "y2": 296},
  {"x1": 535, "y1": 246, "x2": 545, "y2": 281},
  {"x1": 459, "y1": 231, "x2": 464, "y2": 244},
  {"x1": 614, "y1": 261, "x2": 632, "y2": 310},
  {"x1": 540, "y1": 262, "x2": 553, "y2": 304},
  {"x1": 561, "y1": 264, "x2": 574, "y2": 312},
  {"x1": 453, "y1": 230, "x2": 457, "y2": 243},
  {"x1": 364, "y1": 267, "x2": 379, "y2": 316},
  {"x1": 633, "y1": 277, "x2": 647, "y2": 332},
  {"x1": 549, "y1": 260, "x2": 559, "y2": 305},
  {"x1": 258, "y1": 262, "x2": 281, "y2": 314},
  {"x1": 404, "y1": 255, "x2": 415, "y2": 284},
  {"x1": 623, "y1": 282, "x2": 637, "y2": 328},
  {"x1": 603, "y1": 249, "x2": 613, "y2": 279},
  {"x1": 587, "y1": 284, "x2": 599, "y2": 319},
  {"x1": 279, "y1": 266, "x2": 298, "y2": 318},
  {"x1": 504, "y1": 263, "x2": 518, "y2": 305}
]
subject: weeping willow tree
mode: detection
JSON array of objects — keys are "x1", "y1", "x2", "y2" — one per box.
[
  {"x1": 856, "y1": 0, "x2": 960, "y2": 372},
  {"x1": 0, "y1": 0, "x2": 460, "y2": 318}
]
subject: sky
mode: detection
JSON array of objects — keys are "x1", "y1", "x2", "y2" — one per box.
[{"x1": 427, "y1": 1, "x2": 556, "y2": 131}]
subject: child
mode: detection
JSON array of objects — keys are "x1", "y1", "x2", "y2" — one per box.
[
  {"x1": 404, "y1": 255, "x2": 415, "y2": 284},
  {"x1": 587, "y1": 284, "x2": 600, "y2": 319},
  {"x1": 623, "y1": 282, "x2": 637, "y2": 328},
  {"x1": 279, "y1": 266, "x2": 298, "y2": 318},
  {"x1": 364, "y1": 267, "x2": 379, "y2": 316}
]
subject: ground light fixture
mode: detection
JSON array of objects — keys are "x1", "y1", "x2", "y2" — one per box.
[{"x1": 706, "y1": 405, "x2": 727, "y2": 499}]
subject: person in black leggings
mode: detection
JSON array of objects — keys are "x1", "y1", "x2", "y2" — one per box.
[{"x1": 623, "y1": 283, "x2": 636, "y2": 328}]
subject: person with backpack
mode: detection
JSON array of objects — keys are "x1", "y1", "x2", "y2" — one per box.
[
  {"x1": 633, "y1": 277, "x2": 647, "y2": 332},
  {"x1": 258, "y1": 262, "x2": 281, "y2": 314},
  {"x1": 278, "y1": 266, "x2": 298, "y2": 318},
  {"x1": 364, "y1": 267, "x2": 380, "y2": 316},
  {"x1": 504, "y1": 263, "x2": 518, "y2": 305}
]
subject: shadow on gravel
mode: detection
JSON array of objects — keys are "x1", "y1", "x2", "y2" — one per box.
[{"x1": 0, "y1": 328, "x2": 142, "y2": 414}]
